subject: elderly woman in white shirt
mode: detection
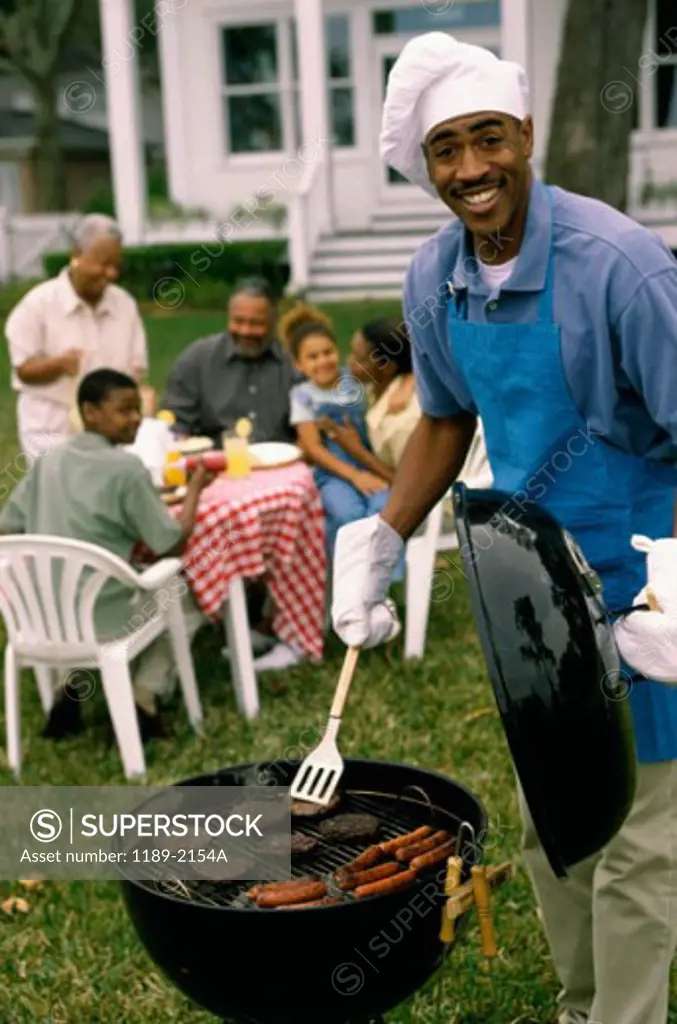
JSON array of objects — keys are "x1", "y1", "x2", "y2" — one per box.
[{"x1": 5, "y1": 213, "x2": 150, "y2": 458}]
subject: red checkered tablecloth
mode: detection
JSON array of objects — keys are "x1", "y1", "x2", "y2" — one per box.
[{"x1": 175, "y1": 462, "x2": 326, "y2": 661}]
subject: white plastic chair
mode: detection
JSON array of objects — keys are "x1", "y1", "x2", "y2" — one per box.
[
  {"x1": 404, "y1": 425, "x2": 493, "y2": 659},
  {"x1": 0, "y1": 535, "x2": 204, "y2": 780}
]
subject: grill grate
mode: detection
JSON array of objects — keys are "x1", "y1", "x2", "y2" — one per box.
[{"x1": 136, "y1": 789, "x2": 464, "y2": 910}]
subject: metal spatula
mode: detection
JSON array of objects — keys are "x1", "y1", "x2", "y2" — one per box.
[{"x1": 289, "y1": 646, "x2": 360, "y2": 806}]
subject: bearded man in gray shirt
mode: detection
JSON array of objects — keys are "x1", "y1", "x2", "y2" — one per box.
[{"x1": 162, "y1": 277, "x2": 301, "y2": 444}]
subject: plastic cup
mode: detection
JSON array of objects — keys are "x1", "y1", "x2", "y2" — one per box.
[{"x1": 223, "y1": 434, "x2": 250, "y2": 479}]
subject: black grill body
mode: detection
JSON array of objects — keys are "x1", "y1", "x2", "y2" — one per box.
[{"x1": 118, "y1": 758, "x2": 487, "y2": 1024}]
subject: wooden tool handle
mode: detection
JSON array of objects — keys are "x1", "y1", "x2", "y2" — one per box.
[
  {"x1": 329, "y1": 646, "x2": 360, "y2": 718},
  {"x1": 446, "y1": 865, "x2": 513, "y2": 922},
  {"x1": 439, "y1": 856, "x2": 464, "y2": 944},
  {"x1": 445, "y1": 855, "x2": 463, "y2": 896},
  {"x1": 472, "y1": 865, "x2": 498, "y2": 958},
  {"x1": 446, "y1": 861, "x2": 512, "y2": 917}
]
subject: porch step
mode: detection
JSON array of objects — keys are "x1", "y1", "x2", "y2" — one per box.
[
  {"x1": 309, "y1": 285, "x2": 404, "y2": 303},
  {"x1": 315, "y1": 231, "x2": 431, "y2": 255},
  {"x1": 312, "y1": 249, "x2": 420, "y2": 272},
  {"x1": 306, "y1": 207, "x2": 452, "y2": 302},
  {"x1": 371, "y1": 210, "x2": 451, "y2": 233},
  {"x1": 310, "y1": 268, "x2": 407, "y2": 290}
]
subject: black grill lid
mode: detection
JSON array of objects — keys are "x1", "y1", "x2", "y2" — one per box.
[{"x1": 452, "y1": 483, "x2": 637, "y2": 878}]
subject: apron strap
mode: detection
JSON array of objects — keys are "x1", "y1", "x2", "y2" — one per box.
[{"x1": 447, "y1": 282, "x2": 467, "y2": 321}]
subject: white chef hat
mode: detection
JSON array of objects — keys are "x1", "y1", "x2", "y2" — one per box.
[{"x1": 380, "y1": 32, "x2": 531, "y2": 197}]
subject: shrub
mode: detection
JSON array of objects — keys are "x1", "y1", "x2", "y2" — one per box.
[
  {"x1": 80, "y1": 182, "x2": 116, "y2": 217},
  {"x1": 0, "y1": 278, "x2": 43, "y2": 319},
  {"x1": 43, "y1": 240, "x2": 290, "y2": 306}
]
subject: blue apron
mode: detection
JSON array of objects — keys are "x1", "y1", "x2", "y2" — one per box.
[{"x1": 447, "y1": 187, "x2": 677, "y2": 763}]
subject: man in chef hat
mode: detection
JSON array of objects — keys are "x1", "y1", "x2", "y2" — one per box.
[{"x1": 331, "y1": 31, "x2": 677, "y2": 1024}]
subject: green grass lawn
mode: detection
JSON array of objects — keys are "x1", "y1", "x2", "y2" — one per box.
[{"x1": 0, "y1": 304, "x2": 674, "y2": 1023}]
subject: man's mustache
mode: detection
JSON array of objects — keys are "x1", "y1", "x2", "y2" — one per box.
[{"x1": 451, "y1": 178, "x2": 506, "y2": 198}]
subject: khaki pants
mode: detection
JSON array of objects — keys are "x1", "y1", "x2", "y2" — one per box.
[
  {"x1": 132, "y1": 591, "x2": 207, "y2": 714},
  {"x1": 518, "y1": 760, "x2": 677, "y2": 1024}
]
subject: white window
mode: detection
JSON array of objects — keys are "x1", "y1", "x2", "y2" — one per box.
[
  {"x1": 326, "y1": 15, "x2": 355, "y2": 148},
  {"x1": 287, "y1": 17, "x2": 355, "y2": 149},
  {"x1": 637, "y1": 0, "x2": 677, "y2": 130},
  {"x1": 653, "y1": 0, "x2": 677, "y2": 127},
  {"x1": 372, "y1": 2, "x2": 500, "y2": 34},
  {"x1": 220, "y1": 21, "x2": 296, "y2": 155}
]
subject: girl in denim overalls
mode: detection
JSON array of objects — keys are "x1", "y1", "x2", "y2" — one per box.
[{"x1": 280, "y1": 304, "x2": 401, "y2": 570}]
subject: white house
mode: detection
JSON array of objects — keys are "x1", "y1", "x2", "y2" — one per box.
[{"x1": 99, "y1": 0, "x2": 677, "y2": 300}]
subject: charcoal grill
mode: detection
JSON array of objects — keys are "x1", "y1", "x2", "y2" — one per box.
[{"x1": 117, "y1": 757, "x2": 488, "y2": 1024}]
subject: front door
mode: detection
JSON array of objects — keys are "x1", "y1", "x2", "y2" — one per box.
[{"x1": 374, "y1": 37, "x2": 420, "y2": 199}]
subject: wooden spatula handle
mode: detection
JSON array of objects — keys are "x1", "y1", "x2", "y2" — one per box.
[
  {"x1": 472, "y1": 865, "x2": 498, "y2": 958},
  {"x1": 330, "y1": 646, "x2": 360, "y2": 718}
]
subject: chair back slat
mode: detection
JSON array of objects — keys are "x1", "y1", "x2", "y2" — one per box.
[
  {"x1": 60, "y1": 559, "x2": 83, "y2": 641},
  {"x1": 77, "y1": 570, "x2": 110, "y2": 644},
  {"x1": 34, "y1": 555, "x2": 65, "y2": 644},
  {"x1": 6, "y1": 557, "x2": 49, "y2": 643},
  {"x1": 0, "y1": 559, "x2": 24, "y2": 637}
]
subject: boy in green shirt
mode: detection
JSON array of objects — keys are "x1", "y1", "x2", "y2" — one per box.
[{"x1": 0, "y1": 368, "x2": 213, "y2": 740}]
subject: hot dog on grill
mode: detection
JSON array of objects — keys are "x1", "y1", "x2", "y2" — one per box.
[
  {"x1": 336, "y1": 861, "x2": 401, "y2": 890},
  {"x1": 395, "y1": 830, "x2": 453, "y2": 863},
  {"x1": 354, "y1": 868, "x2": 417, "y2": 899},
  {"x1": 340, "y1": 844, "x2": 383, "y2": 874},
  {"x1": 256, "y1": 881, "x2": 327, "y2": 907},
  {"x1": 246, "y1": 877, "x2": 319, "y2": 900},
  {"x1": 409, "y1": 840, "x2": 456, "y2": 873},
  {"x1": 279, "y1": 896, "x2": 345, "y2": 910},
  {"x1": 379, "y1": 826, "x2": 433, "y2": 855}
]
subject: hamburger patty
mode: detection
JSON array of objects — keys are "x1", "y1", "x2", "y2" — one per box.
[
  {"x1": 318, "y1": 813, "x2": 381, "y2": 844},
  {"x1": 291, "y1": 792, "x2": 342, "y2": 819},
  {"x1": 291, "y1": 834, "x2": 319, "y2": 857}
]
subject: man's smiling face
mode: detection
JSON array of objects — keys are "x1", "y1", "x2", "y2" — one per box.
[{"x1": 423, "y1": 112, "x2": 533, "y2": 245}]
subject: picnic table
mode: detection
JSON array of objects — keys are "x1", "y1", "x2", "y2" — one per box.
[{"x1": 176, "y1": 461, "x2": 327, "y2": 664}]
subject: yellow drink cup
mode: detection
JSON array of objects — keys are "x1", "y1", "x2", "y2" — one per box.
[
  {"x1": 224, "y1": 435, "x2": 250, "y2": 478},
  {"x1": 164, "y1": 450, "x2": 186, "y2": 487}
]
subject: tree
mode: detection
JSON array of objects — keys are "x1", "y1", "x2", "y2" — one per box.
[
  {"x1": 0, "y1": 0, "x2": 87, "y2": 211},
  {"x1": 0, "y1": 0, "x2": 158, "y2": 212},
  {"x1": 544, "y1": 0, "x2": 649, "y2": 211}
]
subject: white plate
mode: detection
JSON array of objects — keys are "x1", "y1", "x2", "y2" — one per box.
[
  {"x1": 160, "y1": 485, "x2": 187, "y2": 505},
  {"x1": 175, "y1": 436, "x2": 214, "y2": 454},
  {"x1": 248, "y1": 442, "x2": 303, "y2": 469}
]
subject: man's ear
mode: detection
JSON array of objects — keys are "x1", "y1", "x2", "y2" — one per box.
[{"x1": 520, "y1": 115, "x2": 534, "y2": 159}]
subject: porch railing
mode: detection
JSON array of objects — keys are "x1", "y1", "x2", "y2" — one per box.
[{"x1": 286, "y1": 153, "x2": 331, "y2": 296}]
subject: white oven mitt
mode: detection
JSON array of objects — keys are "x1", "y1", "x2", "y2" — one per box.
[
  {"x1": 612, "y1": 534, "x2": 677, "y2": 685},
  {"x1": 332, "y1": 515, "x2": 403, "y2": 648}
]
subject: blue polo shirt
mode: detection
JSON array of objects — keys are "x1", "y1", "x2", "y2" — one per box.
[{"x1": 404, "y1": 178, "x2": 677, "y2": 467}]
